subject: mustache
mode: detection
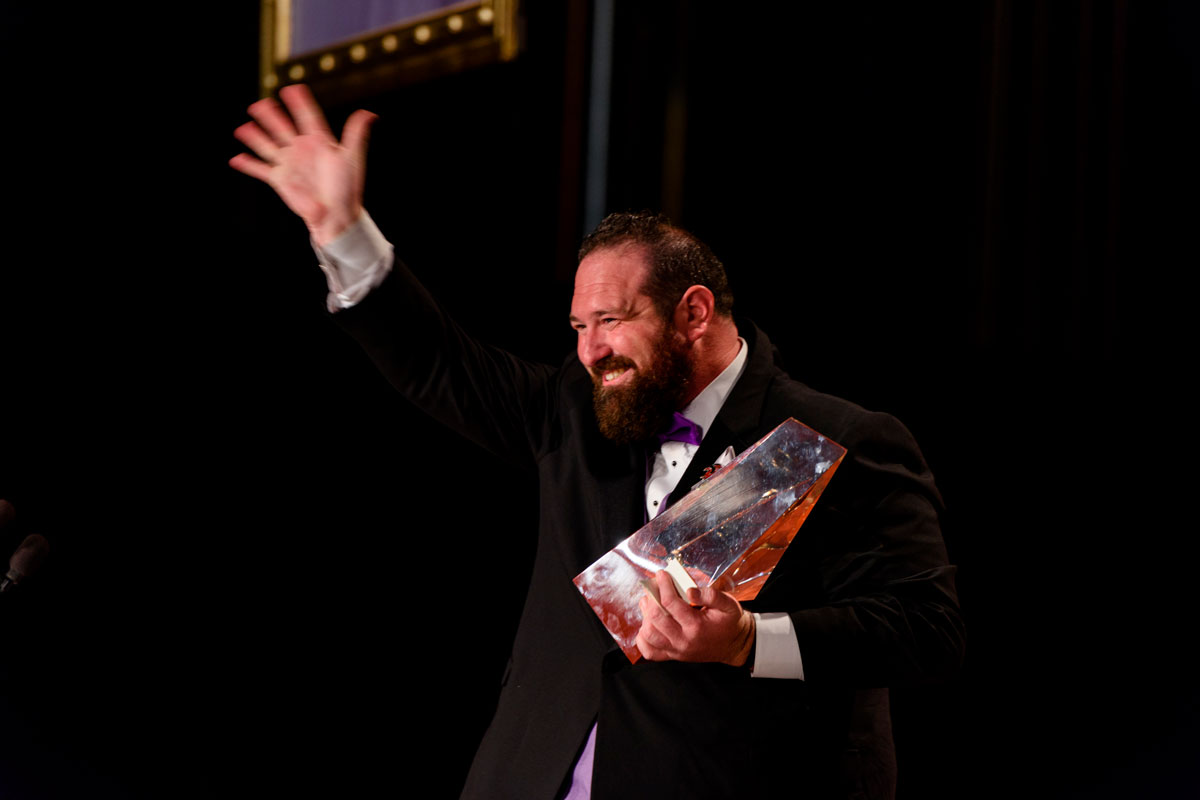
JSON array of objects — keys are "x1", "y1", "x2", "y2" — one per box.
[{"x1": 591, "y1": 356, "x2": 637, "y2": 384}]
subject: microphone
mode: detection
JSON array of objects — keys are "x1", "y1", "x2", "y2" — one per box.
[{"x1": 2, "y1": 533, "x2": 50, "y2": 594}]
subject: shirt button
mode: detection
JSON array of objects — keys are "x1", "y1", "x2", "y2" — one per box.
[
  {"x1": 652, "y1": 500, "x2": 659, "y2": 506},
  {"x1": 671, "y1": 461, "x2": 677, "y2": 467}
]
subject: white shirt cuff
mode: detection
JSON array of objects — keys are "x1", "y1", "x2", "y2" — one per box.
[
  {"x1": 313, "y1": 211, "x2": 394, "y2": 312},
  {"x1": 751, "y1": 612, "x2": 804, "y2": 680}
]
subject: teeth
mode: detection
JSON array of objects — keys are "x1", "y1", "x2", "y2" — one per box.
[{"x1": 604, "y1": 369, "x2": 626, "y2": 382}]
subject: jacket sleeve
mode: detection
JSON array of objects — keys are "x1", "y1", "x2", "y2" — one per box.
[
  {"x1": 332, "y1": 258, "x2": 560, "y2": 469},
  {"x1": 783, "y1": 409, "x2": 965, "y2": 687}
]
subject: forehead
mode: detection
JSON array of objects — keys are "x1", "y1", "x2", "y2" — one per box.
[{"x1": 572, "y1": 244, "x2": 652, "y2": 309}]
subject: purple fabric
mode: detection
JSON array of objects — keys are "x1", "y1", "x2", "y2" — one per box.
[
  {"x1": 562, "y1": 723, "x2": 597, "y2": 800},
  {"x1": 655, "y1": 412, "x2": 703, "y2": 448}
]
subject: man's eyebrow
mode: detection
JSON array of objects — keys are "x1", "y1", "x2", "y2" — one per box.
[{"x1": 568, "y1": 307, "x2": 621, "y2": 324}]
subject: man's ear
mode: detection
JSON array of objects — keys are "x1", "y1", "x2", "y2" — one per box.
[{"x1": 673, "y1": 285, "x2": 716, "y2": 343}]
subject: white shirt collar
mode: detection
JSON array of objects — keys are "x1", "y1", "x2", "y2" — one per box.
[{"x1": 680, "y1": 337, "x2": 748, "y2": 439}]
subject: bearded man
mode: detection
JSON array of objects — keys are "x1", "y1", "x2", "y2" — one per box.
[{"x1": 232, "y1": 85, "x2": 964, "y2": 800}]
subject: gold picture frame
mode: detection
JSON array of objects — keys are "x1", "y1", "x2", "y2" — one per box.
[{"x1": 259, "y1": 0, "x2": 520, "y2": 100}]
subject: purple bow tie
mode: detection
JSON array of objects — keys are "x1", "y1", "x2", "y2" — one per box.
[{"x1": 656, "y1": 412, "x2": 703, "y2": 447}]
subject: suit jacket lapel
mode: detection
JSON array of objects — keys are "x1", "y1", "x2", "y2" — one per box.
[{"x1": 588, "y1": 441, "x2": 650, "y2": 552}]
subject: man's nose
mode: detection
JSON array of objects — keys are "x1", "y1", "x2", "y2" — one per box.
[{"x1": 578, "y1": 329, "x2": 612, "y2": 368}]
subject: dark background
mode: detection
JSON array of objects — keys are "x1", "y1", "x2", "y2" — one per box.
[{"x1": 1, "y1": 1, "x2": 1196, "y2": 797}]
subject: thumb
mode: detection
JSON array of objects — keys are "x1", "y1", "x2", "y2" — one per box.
[
  {"x1": 342, "y1": 109, "x2": 378, "y2": 160},
  {"x1": 698, "y1": 579, "x2": 740, "y2": 613},
  {"x1": 710, "y1": 575, "x2": 735, "y2": 594}
]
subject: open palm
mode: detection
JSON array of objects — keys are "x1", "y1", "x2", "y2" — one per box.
[{"x1": 230, "y1": 84, "x2": 376, "y2": 247}]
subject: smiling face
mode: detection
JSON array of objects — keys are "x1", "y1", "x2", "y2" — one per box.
[{"x1": 570, "y1": 244, "x2": 692, "y2": 444}]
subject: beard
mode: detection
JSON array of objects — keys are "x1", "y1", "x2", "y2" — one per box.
[{"x1": 591, "y1": 328, "x2": 692, "y2": 445}]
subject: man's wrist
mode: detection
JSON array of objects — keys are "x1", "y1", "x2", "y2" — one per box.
[
  {"x1": 311, "y1": 205, "x2": 364, "y2": 249},
  {"x1": 318, "y1": 209, "x2": 389, "y2": 266},
  {"x1": 728, "y1": 610, "x2": 756, "y2": 668}
]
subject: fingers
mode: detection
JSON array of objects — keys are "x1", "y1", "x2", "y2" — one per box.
[
  {"x1": 228, "y1": 152, "x2": 272, "y2": 183},
  {"x1": 280, "y1": 83, "x2": 334, "y2": 138},
  {"x1": 636, "y1": 627, "x2": 670, "y2": 661},
  {"x1": 640, "y1": 585, "x2": 684, "y2": 639},
  {"x1": 695, "y1": 581, "x2": 740, "y2": 614},
  {"x1": 710, "y1": 574, "x2": 735, "y2": 595},
  {"x1": 653, "y1": 570, "x2": 736, "y2": 616},
  {"x1": 233, "y1": 86, "x2": 375, "y2": 184},
  {"x1": 636, "y1": 569, "x2": 752, "y2": 664},
  {"x1": 247, "y1": 96, "x2": 299, "y2": 145},
  {"x1": 233, "y1": 121, "x2": 282, "y2": 164},
  {"x1": 638, "y1": 577, "x2": 684, "y2": 660},
  {"x1": 654, "y1": 570, "x2": 687, "y2": 612},
  {"x1": 341, "y1": 108, "x2": 378, "y2": 161},
  {"x1": 637, "y1": 597, "x2": 682, "y2": 660}
]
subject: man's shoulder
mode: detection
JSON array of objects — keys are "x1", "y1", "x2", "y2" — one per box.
[
  {"x1": 743, "y1": 323, "x2": 913, "y2": 451},
  {"x1": 764, "y1": 374, "x2": 904, "y2": 445},
  {"x1": 751, "y1": 335, "x2": 943, "y2": 515}
]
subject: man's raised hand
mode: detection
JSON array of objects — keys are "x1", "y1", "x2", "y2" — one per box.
[
  {"x1": 230, "y1": 84, "x2": 377, "y2": 247},
  {"x1": 636, "y1": 571, "x2": 756, "y2": 667}
]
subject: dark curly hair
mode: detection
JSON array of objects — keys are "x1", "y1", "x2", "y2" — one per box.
[{"x1": 578, "y1": 211, "x2": 734, "y2": 321}]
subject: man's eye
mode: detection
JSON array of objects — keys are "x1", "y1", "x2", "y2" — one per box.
[{"x1": 602, "y1": 318, "x2": 618, "y2": 326}]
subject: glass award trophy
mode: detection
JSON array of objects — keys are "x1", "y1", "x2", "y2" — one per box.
[{"x1": 573, "y1": 417, "x2": 847, "y2": 662}]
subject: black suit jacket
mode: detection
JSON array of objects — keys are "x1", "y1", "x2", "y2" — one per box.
[{"x1": 338, "y1": 262, "x2": 963, "y2": 800}]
